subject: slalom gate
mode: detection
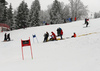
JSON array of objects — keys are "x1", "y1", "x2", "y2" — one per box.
[{"x1": 21, "y1": 37, "x2": 33, "y2": 60}]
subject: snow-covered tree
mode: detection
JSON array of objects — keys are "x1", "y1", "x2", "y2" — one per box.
[
  {"x1": 94, "y1": 11, "x2": 100, "y2": 18},
  {"x1": 0, "y1": 3, "x2": 4, "y2": 21},
  {"x1": 62, "y1": 5, "x2": 70, "y2": 23},
  {"x1": 0, "y1": 6, "x2": 8, "y2": 24},
  {"x1": 11, "y1": 10, "x2": 17, "y2": 29},
  {"x1": 49, "y1": 0, "x2": 63, "y2": 24},
  {"x1": 7, "y1": 3, "x2": 14, "y2": 28},
  {"x1": 0, "y1": 0, "x2": 8, "y2": 23},
  {"x1": 15, "y1": 1, "x2": 29, "y2": 29},
  {"x1": 69, "y1": 0, "x2": 88, "y2": 20},
  {"x1": 29, "y1": 0, "x2": 41, "y2": 26},
  {"x1": 39, "y1": 10, "x2": 50, "y2": 25}
]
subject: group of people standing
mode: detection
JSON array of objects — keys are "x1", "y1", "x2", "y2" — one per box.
[
  {"x1": 67, "y1": 17, "x2": 77, "y2": 22},
  {"x1": 43, "y1": 27, "x2": 63, "y2": 42},
  {"x1": 4, "y1": 33, "x2": 11, "y2": 41}
]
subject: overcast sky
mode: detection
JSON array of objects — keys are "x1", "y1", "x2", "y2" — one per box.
[{"x1": 7, "y1": 0, "x2": 100, "y2": 13}]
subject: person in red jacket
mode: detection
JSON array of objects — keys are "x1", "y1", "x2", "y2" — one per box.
[
  {"x1": 57, "y1": 27, "x2": 63, "y2": 39},
  {"x1": 51, "y1": 32, "x2": 57, "y2": 40},
  {"x1": 71, "y1": 32, "x2": 76, "y2": 38},
  {"x1": 75, "y1": 17, "x2": 76, "y2": 21}
]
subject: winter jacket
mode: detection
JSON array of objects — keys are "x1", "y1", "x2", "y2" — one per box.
[
  {"x1": 44, "y1": 32, "x2": 49, "y2": 38},
  {"x1": 51, "y1": 32, "x2": 56, "y2": 40},
  {"x1": 60, "y1": 30, "x2": 63, "y2": 35},
  {"x1": 73, "y1": 33, "x2": 76, "y2": 37},
  {"x1": 57, "y1": 28, "x2": 63, "y2": 36},
  {"x1": 75, "y1": 17, "x2": 76, "y2": 21},
  {"x1": 85, "y1": 18, "x2": 89, "y2": 24},
  {"x1": 87, "y1": 19, "x2": 89, "y2": 21},
  {"x1": 57, "y1": 28, "x2": 61, "y2": 36},
  {"x1": 69, "y1": 18, "x2": 72, "y2": 22}
]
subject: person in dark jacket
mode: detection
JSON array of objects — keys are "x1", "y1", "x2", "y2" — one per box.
[
  {"x1": 50, "y1": 21, "x2": 53, "y2": 24},
  {"x1": 57, "y1": 28, "x2": 61, "y2": 36},
  {"x1": 43, "y1": 32, "x2": 49, "y2": 42},
  {"x1": 86, "y1": 19, "x2": 89, "y2": 27},
  {"x1": 57, "y1": 27, "x2": 63, "y2": 39},
  {"x1": 7, "y1": 33, "x2": 11, "y2": 41},
  {"x1": 86, "y1": 21, "x2": 89, "y2": 27},
  {"x1": 64, "y1": 19, "x2": 66, "y2": 23},
  {"x1": 4, "y1": 33, "x2": 7, "y2": 41},
  {"x1": 84, "y1": 18, "x2": 89, "y2": 27}
]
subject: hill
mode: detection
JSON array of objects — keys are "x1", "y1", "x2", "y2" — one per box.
[{"x1": 0, "y1": 18, "x2": 100, "y2": 71}]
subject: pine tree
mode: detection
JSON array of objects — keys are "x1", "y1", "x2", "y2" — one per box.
[
  {"x1": 49, "y1": 0, "x2": 63, "y2": 24},
  {"x1": 39, "y1": 10, "x2": 50, "y2": 25},
  {"x1": 7, "y1": 3, "x2": 14, "y2": 28},
  {"x1": 0, "y1": 0, "x2": 8, "y2": 23},
  {"x1": 15, "y1": 1, "x2": 29, "y2": 29},
  {"x1": 69, "y1": 0, "x2": 88, "y2": 20},
  {"x1": 29, "y1": 0, "x2": 41, "y2": 26},
  {"x1": 0, "y1": 0, "x2": 5, "y2": 4},
  {"x1": 94, "y1": 12, "x2": 100, "y2": 18},
  {"x1": 1, "y1": 5, "x2": 7, "y2": 23},
  {"x1": 0, "y1": 3, "x2": 4, "y2": 22},
  {"x1": 13, "y1": 10, "x2": 17, "y2": 29},
  {"x1": 62, "y1": 5, "x2": 70, "y2": 23},
  {"x1": 0, "y1": 0, "x2": 7, "y2": 5}
]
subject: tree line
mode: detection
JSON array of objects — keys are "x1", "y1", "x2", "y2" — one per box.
[
  {"x1": 0, "y1": 0, "x2": 88, "y2": 30},
  {"x1": 94, "y1": 11, "x2": 100, "y2": 18}
]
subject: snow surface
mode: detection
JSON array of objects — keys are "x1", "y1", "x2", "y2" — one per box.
[{"x1": 0, "y1": 18, "x2": 100, "y2": 71}]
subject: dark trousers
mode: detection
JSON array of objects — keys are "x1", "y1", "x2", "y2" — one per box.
[
  {"x1": 44, "y1": 37, "x2": 48, "y2": 42},
  {"x1": 60, "y1": 35, "x2": 62, "y2": 39},
  {"x1": 86, "y1": 22, "x2": 89, "y2": 27}
]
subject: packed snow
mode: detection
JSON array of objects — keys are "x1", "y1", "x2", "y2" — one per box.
[{"x1": 0, "y1": 18, "x2": 100, "y2": 71}]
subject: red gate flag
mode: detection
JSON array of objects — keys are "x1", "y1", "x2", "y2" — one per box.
[
  {"x1": 21, "y1": 37, "x2": 33, "y2": 60},
  {"x1": 21, "y1": 39, "x2": 31, "y2": 47}
]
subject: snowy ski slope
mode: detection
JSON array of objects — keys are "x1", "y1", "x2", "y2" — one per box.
[{"x1": 0, "y1": 18, "x2": 100, "y2": 71}]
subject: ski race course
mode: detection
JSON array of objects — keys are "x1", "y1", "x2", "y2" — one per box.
[{"x1": 0, "y1": 18, "x2": 100, "y2": 71}]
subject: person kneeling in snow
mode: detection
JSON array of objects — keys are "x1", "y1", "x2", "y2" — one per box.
[
  {"x1": 71, "y1": 32, "x2": 76, "y2": 38},
  {"x1": 49, "y1": 35, "x2": 55, "y2": 41},
  {"x1": 49, "y1": 32, "x2": 57, "y2": 41}
]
